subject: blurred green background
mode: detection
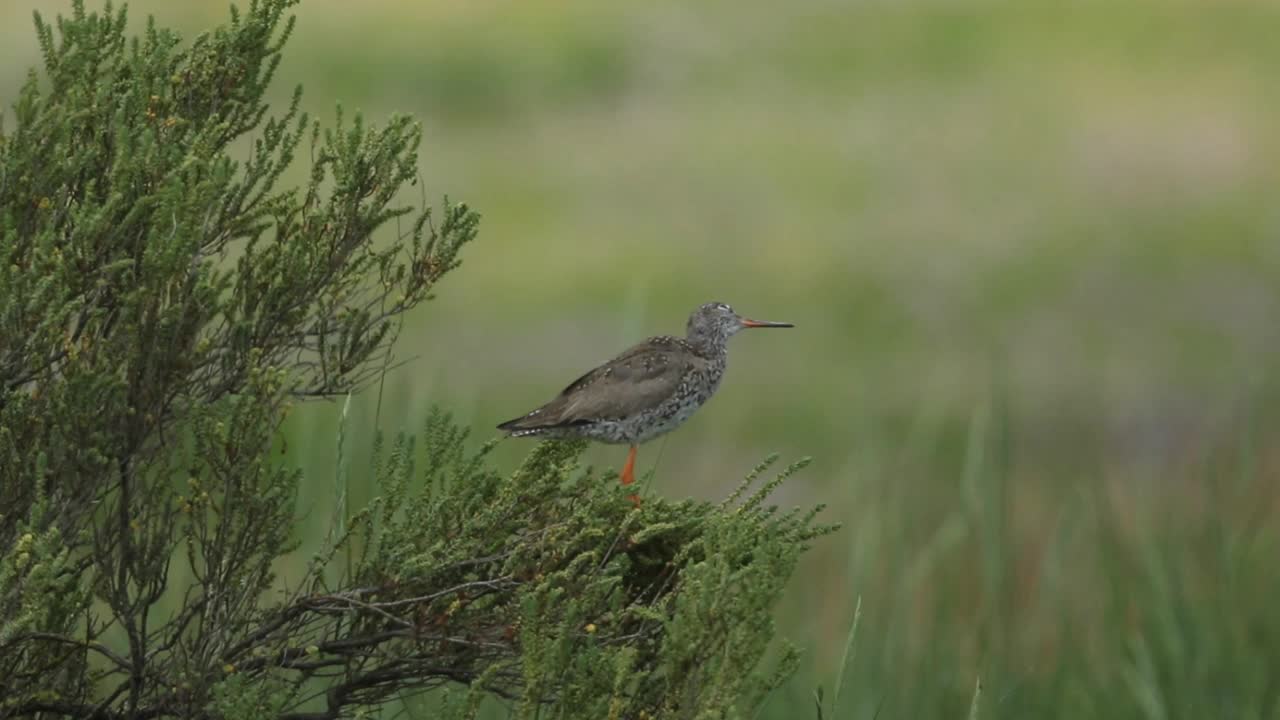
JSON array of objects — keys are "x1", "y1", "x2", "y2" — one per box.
[{"x1": 5, "y1": 0, "x2": 1280, "y2": 716}]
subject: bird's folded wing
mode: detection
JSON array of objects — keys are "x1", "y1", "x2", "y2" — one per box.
[{"x1": 554, "y1": 344, "x2": 685, "y2": 423}]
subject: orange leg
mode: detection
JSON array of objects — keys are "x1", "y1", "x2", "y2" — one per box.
[
  {"x1": 620, "y1": 445, "x2": 642, "y2": 507},
  {"x1": 620, "y1": 445, "x2": 637, "y2": 485}
]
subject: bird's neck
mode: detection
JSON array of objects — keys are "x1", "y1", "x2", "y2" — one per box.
[{"x1": 685, "y1": 333, "x2": 728, "y2": 359}]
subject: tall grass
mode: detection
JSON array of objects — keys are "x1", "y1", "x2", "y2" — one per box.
[{"x1": 748, "y1": 391, "x2": 1280, "y2": 719}]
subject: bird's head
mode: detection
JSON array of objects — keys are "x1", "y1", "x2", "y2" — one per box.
[{"x1": 686, "y1": 301, "x2": 793, "y2": 352}]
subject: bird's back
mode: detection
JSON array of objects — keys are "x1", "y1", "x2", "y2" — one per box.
[{"x1": 497, "y1": 335, "x2": 718, "y2": 443}]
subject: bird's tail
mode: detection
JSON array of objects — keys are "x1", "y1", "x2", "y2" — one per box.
[
  {"x1": 496, "y1": 409, "x2": 552, "y2": 436},
  {"x1": 497, "y1": 408, "x2": 583, "y2": 437}
]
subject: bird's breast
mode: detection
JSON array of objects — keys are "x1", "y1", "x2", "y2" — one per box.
[{"x1": 625, "y1": 363, "x2": 725, "y2": 444}]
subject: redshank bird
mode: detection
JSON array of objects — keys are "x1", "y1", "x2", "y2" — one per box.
[{"x1": 497, "y1": 302, "x2": 793, "y2": 491}]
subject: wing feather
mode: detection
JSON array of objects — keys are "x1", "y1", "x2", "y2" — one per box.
[
  {"x1": 498, "y1": 337, "x2": 688, "y2": 432},
  {"x1": 557, "y1": 340, "x2": 685, "y2": 422}
]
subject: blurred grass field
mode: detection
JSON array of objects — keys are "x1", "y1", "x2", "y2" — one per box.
[{"x1": 5, "y1": 0, "x2": 1280, "y2": 716}]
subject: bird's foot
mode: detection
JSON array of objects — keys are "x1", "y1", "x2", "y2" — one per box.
[{"x1": 627, "y1": 493, "x2": 642, "y2": 508}]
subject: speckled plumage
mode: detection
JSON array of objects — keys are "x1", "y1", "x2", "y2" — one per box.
[{"x1": 497, "y1": 302, "x2": 793, "y2": 450}]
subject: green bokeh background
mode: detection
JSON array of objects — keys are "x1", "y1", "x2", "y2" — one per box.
[{"x1": 5, "y1": 0, "x2": 1280, "y2": 716}]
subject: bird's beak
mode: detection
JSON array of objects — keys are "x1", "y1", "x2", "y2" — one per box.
[{"x1": 740, "y1": 317, "x2": 794, "y2": 329}]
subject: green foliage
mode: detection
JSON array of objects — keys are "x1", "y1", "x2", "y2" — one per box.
[
  {"x1": 0, "y1": 489, "x2": 93, "y2": 710},
  {"x1": 0, "y1": 2, "x2": 834, "y2": 718},
  {"x1": 241, "y1": 411, "x2": 833, "y2": 719},
  {"x1": 207, "y1": 675, "x2": 291, "y2": 720},
  {"x1": 0, "y1": 0, "x2": 477, "y2": 716}
]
